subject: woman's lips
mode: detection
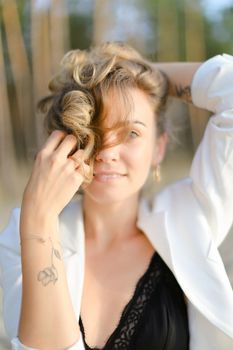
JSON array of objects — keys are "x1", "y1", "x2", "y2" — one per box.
[{"x1": 93, "y1": 172, "x2": 127, "y2": 182}]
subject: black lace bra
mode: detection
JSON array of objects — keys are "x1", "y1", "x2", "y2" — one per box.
[{"x1": 79, "y1": 251, "x2": 190, "y2": 350}]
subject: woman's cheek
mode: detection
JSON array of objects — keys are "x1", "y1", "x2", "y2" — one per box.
[{"x1": 130, "y1": 147, "x2": 152, "y2": 172}]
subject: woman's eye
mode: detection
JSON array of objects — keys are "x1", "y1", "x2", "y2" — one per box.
[{"x1": 129, "y1": 130, "x2": 139, "y2": 139}]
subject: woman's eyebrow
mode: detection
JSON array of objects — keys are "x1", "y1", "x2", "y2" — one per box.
[{"x1": 132, "y1": 120, "x2": 147, "y2": 128}]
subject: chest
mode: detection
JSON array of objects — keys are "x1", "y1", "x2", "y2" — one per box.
[{"x1": 80, "y1": 240, "x2": 155, "y2": 348}]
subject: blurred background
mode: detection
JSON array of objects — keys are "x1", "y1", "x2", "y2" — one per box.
[{"x1": 0, "y1": 0, "x2": 233, "y2": 348}]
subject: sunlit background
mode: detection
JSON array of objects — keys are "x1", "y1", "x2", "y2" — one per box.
[{"x1": 0, "y1": 0, "x2": 233, "y2": 348}]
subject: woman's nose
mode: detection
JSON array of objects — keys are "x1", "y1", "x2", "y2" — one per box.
[{"x1": 95, "y1": 145, "x2": 120, "y2": 163}]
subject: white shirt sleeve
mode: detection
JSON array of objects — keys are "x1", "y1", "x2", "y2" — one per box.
[
  {"x1": 11, "y1": 337, "x2": 37, "y2": 350},
  {"x1": 190, "y1": 53, "x2": 233, "y2": 246},
  {"x1": 191, "y1": 54, "x2": 233, "y2": 113},
  {"x1": 11, "y1": 335, "x2": 85, "y2": 350}
]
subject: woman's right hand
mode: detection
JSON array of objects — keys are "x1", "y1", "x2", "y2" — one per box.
[{"x1": 21, "y1": 130, "x2": 90, "y2": 226}]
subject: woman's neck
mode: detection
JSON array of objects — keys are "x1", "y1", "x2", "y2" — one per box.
[{"x1": 82, "y1": 194, "x2": 140, "y2": 251}]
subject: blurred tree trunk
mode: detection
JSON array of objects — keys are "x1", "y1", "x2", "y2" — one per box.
[
  {"x1": 157, "y1": 0, "x2": 180, "y2": 61},
  {"x1": 185, "y1": 1, "x2": 205, "y2": 61},
  {"x1": 0, "y1": 23, "x2": 19, "y2": 197},
  {"x1": 31, "y1": 1, "x2": 52, "y2": 148},
  {"x1": 93, "y1": 0, "x2": 112, "y2": 45},
  {"x1": 184, "y1": 1, "x2": 210, "y2": 151},
  {"x1": 50, "y1": 0, "x2": 70, "y2": 74},
  {"x1": 2, "y1": 0, "x2": 34, "y2": 162},
  {"x1": 31, "y1": 0, "x2": 70, "y2": 149}
]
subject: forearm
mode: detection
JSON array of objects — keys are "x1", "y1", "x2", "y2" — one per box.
[
  {"x1": 150, "y1": 62, "x2": 202, "y2": 103},
  {"x1": 18, "y1": 211, "x2": 80, "y2": 350}
]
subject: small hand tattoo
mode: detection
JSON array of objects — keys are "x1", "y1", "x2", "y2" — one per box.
[
  {"x1": 175, "y1": 84, "x2": 191, "y2": 102},
  {"x1": 37, "y1": 238, "x2": 62, "y2": 286}
]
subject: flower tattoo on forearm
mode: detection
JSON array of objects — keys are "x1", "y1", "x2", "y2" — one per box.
[{"x1": 37, "y1": 237, "x2": 62, "y2": 286}]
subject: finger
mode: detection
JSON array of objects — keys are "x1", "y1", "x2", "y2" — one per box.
[
  {"x1": 42, "y1": 130, "x2": 67, "y2": 153},
  {"x1": 77, "y1": 161, "x2": 92, "y2": 180},
  {"x1": 69, "y1": 150, "x2": 91, "y2": 175},
  {"x1": 68, "y1": 149, "x2": 85, "y2": 162},
  {"x1": 67, "y1": 156, "x2": 80, "y2": 170},
  {"x1": 55, "y1": 134, "x2": 78, "y2": 160},
  {"x1": 67, "y1": 150, "x2": 85, "y2": 170},
  {"x1": 83, "y1": 163, "x2": 92, "y2": 177}
]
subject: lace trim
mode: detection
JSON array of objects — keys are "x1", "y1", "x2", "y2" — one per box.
[{"x1": 79, "y1": 251, "x2": 163, "y2": 350}]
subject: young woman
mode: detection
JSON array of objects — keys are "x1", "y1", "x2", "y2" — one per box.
[{"x1": 0, "y1": 42, "x2": 233, "y2": 350}]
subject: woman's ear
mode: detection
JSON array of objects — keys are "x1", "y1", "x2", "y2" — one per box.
[{"x1": 152, "y1": 132, "x2": 168, "y2": 167}]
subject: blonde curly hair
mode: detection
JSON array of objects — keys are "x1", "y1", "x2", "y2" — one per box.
[{"x1": 38, "y1": 41, "x2": 169, "y2": 183}]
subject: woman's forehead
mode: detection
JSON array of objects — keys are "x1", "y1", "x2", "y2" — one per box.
[{"x1": 101, "y1": 87, "x2": 155, "y2": 128}]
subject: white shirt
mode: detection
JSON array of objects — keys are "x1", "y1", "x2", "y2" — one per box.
[{"x1": 0, "y1": 54, "x2": 233, "y2": 349}]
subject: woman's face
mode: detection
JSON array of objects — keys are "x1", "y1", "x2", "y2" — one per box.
[{"x1": 83, "y1": 88, "x2": 167, "y2": 204}]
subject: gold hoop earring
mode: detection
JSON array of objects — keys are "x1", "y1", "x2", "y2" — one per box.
[{"x1": 153, "y1": 164, "x2": 161, "y2": 182}]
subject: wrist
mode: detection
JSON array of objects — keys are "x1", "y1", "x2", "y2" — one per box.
[
  {"x1": 20, "y1": 233, "x2": 62, "y2": 249},
  {"x1": 20, "y1": 209, "x2": 59, "y2": 239},
  {"x1": 21, "y1": 193, "x2": 58, "y2": 221}
]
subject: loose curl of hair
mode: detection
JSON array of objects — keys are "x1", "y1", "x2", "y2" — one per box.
[{"x1": 38, "y1": 41, "x2": 169, "y2": 184}]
